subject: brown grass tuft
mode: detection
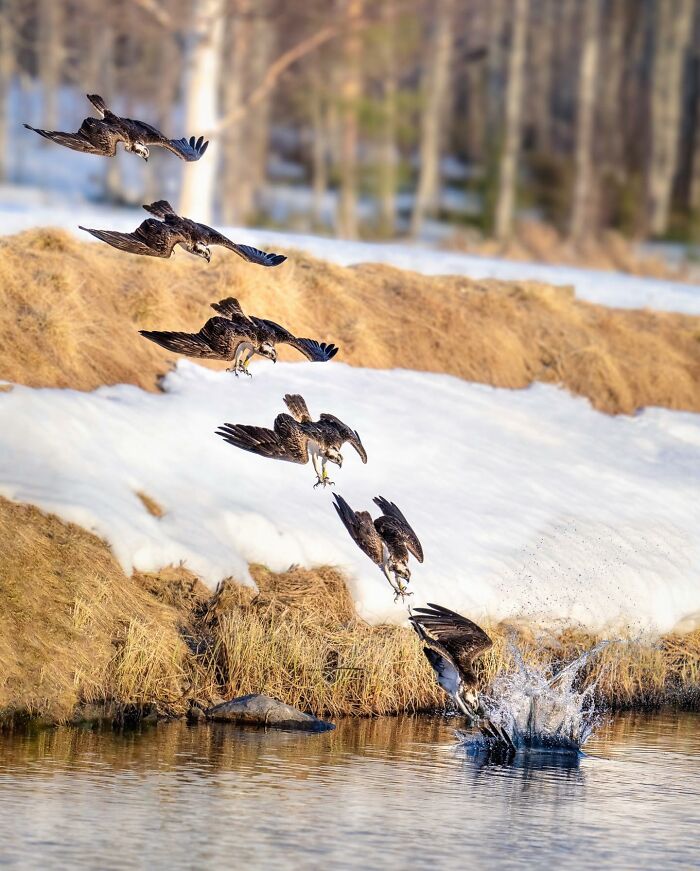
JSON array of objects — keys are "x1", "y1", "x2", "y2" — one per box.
[
  {"x1": 135, "y1": 491, "x2": 166, "y2": 518},
  {"x1": 1, "y1": 229, "x2": 699, "y2": 414},
  {"x1": 1, "y1": 497, "x2": 698, "y2": 723}
]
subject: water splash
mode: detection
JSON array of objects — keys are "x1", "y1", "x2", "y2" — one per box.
[{"x1": 457, "y1": 639, "x2": 615, "y2": 754}]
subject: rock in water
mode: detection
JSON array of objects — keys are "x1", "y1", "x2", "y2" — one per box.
[{"x1": 205, "y1": 694, "x2": 335, "y2": 732}]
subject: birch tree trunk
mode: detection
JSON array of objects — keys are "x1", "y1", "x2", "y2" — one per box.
[
  {"x1": 647, "y1": 0, "x2": 694, "y2": 236},
  {"x1": 409, "y1": 0, "x2": 454, "y2": 238},
  {"x1": 494, "y1": 0, "x2": 529, "y2": 241},
  {"x1": 336, "y1": 0, "x2": 363, "y2": 239},
  {"x1": 570, "y1": 0, "x2": 601, "y2": 242},
  {"x1": 179, "y1": 0, "x2": 225, "y2": 222},
  {"x1": 378, "y1": 0, "x2": 397, "y2": 237},
  {"x1": 310, "y1": 57, "x2": 329, "y2": 225}
]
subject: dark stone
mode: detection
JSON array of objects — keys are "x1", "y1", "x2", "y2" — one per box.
[{"x1": 205, "y1": 694, "x2": 335, "y2": 732}]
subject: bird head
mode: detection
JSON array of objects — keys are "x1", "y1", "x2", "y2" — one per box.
[
  {"x1": 324, "y1": 447, "x2": 343, "y2": 468},
  {"x1": 133, "y1": 142, "x2": 150, "y2": 161},
  {"x1": 193, "y1": 243, "x2": 212, "y2": 263},
  {"x1": 259, "y1": 341, "x2": 277, "y2": 363},
  {"x1": 456, "y1": 686, "x2": 481, "y2": 720}
]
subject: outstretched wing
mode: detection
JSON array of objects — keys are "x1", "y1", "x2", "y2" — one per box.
[
  {"x1": 283, "y1": 394, "x2": 312, "y2": 423},
  {"x1": 319, "y1": 414, "x2": 367, "y2": 463},
  {"x1": 139, "y1": 317, "x2": 243, "y2": 360},
  {"x1": 79, "y1": 218, "x2": 181, "y2": 258},
  {"x1": 125, "y1": 118, "x2": 209, "y2": 161},
  {"x1": 23, "y1": 123, "x2": 107, "y2": 155},
  {"x1": 251, "y1": 317, "x2": 339, "y2": 363},
  {"x1": 142, "y1": 200, "x2": 178, "y2": 219},
  {"x1": 195, "y1": 224, "x2": 287, "y2": 267},
  {"x1": 216, "y1": 413, "x2": 308, "y2": 464},
  {"x1": 373, "y1": 496, "x2": 423, "y2": 562},
  {"x1": 332, "y1": 495, "x2": 384, "y2": 566},
  {"x1": 409, "y1": 604, "x2": 492, "y2": 677}
]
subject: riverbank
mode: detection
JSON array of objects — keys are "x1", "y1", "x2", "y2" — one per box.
[{"x1": 1, "y1": 497, "x2": 698, "y2": 726}]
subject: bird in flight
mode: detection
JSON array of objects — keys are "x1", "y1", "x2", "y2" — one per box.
[
  {"x1": 24, "y1": 93, "x2": 209, "y2": 162},
  {"x1": 216, "y1": 394, "x2": 367, "y2": 488},
  {"x1": 332, "y1": 494, "x2": 423, "y2": 600},
  {"x1": 140, "y1": 297, "x2": 338, "y2": 377},
  {"x1": 410, "y1": 603, "x2": 515, "y2": 751},
  {"x1": 79, "y1": 201, "x2": 286, "y2": 266}
]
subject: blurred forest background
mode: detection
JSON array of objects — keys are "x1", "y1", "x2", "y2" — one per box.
[{"x1": 1, "y1": 0, "x2": 700, "y2": 266}]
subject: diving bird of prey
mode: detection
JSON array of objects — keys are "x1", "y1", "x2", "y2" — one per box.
[
  {"x1": 24, "y1": 93, "x2": 209, "y2": 162},
  {"x1": 216, "y1": 394, "x2": 367, "y2": 488},
  {"x1": 410, "y1": 603, "x2": 515, "y2": 751},
  {"x1": 332, "y1": 495, "x2": 423, "y2": 601},
  {"x1": 140, "y1": 297, "x2": 338, "y2": 377},
  {"x1": 80, "y1": 201, "x2": 286, "y2": 266}
]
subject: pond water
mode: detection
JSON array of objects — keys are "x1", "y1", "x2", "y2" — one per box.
[{"x1": 0, "y1": 710, "x2": 698, "y2": 870}]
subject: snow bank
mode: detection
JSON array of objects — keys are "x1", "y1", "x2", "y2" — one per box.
[
  {"x1": 1, "y1": 194, "x2": 699, "y2": 315},
  {"x1": 1, "y1": 361, "x2": 698, "y2": 634}
]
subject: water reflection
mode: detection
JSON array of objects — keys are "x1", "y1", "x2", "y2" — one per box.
[{"x1": 0, "y1": 711, "x2": 698, "y2": 870}]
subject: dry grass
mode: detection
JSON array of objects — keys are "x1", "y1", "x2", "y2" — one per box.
[
  {"x1": 1, "y1": 228, "x2": 700, "y2": 414},
  {"x1": 1, "y1": 497, "x2": 698, "y2": 723}
]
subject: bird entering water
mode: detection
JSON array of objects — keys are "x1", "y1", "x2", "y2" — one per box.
[
  {"x1": 216, "y1": 394, "x2": 367, "y2": 488},
  {"x1": 332, "y1": 494, "x2": 423, "y2": 601},
  {"x1": 80, "y1": 201, "x2": 286, "y2": 266},
  {"x1": 140, "y1": 297, "x2": 338, "y2": 377},
  {"x1": 410, "y1": 603, "x2": 516, "y2": 752},
  {"x1": 24, "y1": 93, "x2": 209, "y2": 162}
]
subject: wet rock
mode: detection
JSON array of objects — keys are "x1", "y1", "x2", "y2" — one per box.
[
  {"x1": 187, "y1": 704, "x2": 206, "y2": 724},
  {"x1": 205, "y1": 694, "x2": 335, "y2": 732}
]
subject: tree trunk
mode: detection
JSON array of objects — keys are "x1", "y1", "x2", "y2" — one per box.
[
  {"x1": 0, "y1": 0, "x2": 15, "y2": 180},
  {"x1": 221, "y1": 1, "x2": 252, "y2": 225},
  {"x1": 378, "y1": 0, "x2": 397, "y2": 237},
  {"x1": 647, "y1": 0, "x2": 694, "y2": 237},
  {"x1": 410, "y1": 0, "x2": 454, "y2": 238},
  {"x1": 39, "y1": 0, "x2": 62, "y2": 131},
  {"x1": 310, "y1": 57, "x2": 329, "y2": 225},
  {"x1": 531, "y1": 0, "x2": 553, "y2": 152},
  {"x1": 336, "y1": 0, "x2": 363, "y2": 240},
  {"x1": 494, "y1": 0, "x2": 529, "y2": 241},
  {"x1": 486, "y1": 0, "x2": 506, "y2": 145},
  {"x1": 179, "y1": 0, "x2": 225, "y2": 222},
  {"x1": 570, "y1": 0, "x2": 601, "y2": 242},
  {"x1": 243, "y1": 11, "x2": 276, "y2": 222}
]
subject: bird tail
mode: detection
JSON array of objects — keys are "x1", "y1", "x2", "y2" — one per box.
[
  {"x1": 283, "y1": 394, "x2": 311, "y2": 423},
  {"x1": 143, "y1": 200, "x2": 177, "y2": 219},
  {"x1": 211, "y1": 297, "x2": 245, "y2": 319},
  {"x1": 86, "y1": 93, "x2": 109, "y2": 117}
]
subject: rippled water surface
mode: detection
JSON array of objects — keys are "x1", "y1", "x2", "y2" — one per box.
[{"x1": 0, "y1": 711, "x2": 698, "y2": 870}]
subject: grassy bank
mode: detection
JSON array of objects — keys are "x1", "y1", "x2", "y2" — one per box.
[
  {"x1": 1, "y1": 498, "x2": 698, "y2": 725},
  {"x1": 1, "y1": 228, "x2": 700, "y2": 414}
]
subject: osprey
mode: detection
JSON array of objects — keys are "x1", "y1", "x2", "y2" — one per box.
[
  {"x1": 139, "y1": 297, "x2": 338, "y2": 376},
  {"x1": 24, "y1": 93, "x2": 208, "y2": 162},
  {"x1": 332, "y1": 494, "x2": 423, "y2": 600},
  {"x1": 80, "y1": 200, "x2": 286, "y2": 267},
  {"x1": 410, "y1": 603, "x2": 515, "y2": 751},
  {"x1": 216, "y1": 394, "x2": 367, "y2": 487}
]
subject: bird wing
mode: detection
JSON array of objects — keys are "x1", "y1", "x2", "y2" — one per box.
[
  {"x1": 139, "y1": 317, "x2": 245, "y2": 360},
  {"x1": 372, "y1": 496, "x2": 423, "y2": 563},
  {"x1": 250, "y1": 317, "x2": 339, "y2": 362},
  {"x1": 194, "y1": 224, "x2": 287, "y2": 267},
  {"x1": 124, "y1": 118, "x2": 209, "y2": 161},
  {"x1": 319, "y1": 414, "x2": 367, "y2": 463},
  {"x1": 23, "y1": 123, "x2": 108, "y2": 154},
  {"x1": 409, "y1": 604, "x2": 492, "y2": 677},
  {"x1": 332, "y1": 495, "x2": 384, "y2": 566},
  {"x1": 142, "y1": 200, "x2": 178, "y2": 220},
  {"x1": 216, "y1": 413, "x2": 308, "y2": 464},
  {"x1": 79, "y1": 218, "x2": 181, "y2": 258},
  {"x1": 283, "y1": 394, "x2": 312, "y2": 423}
]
